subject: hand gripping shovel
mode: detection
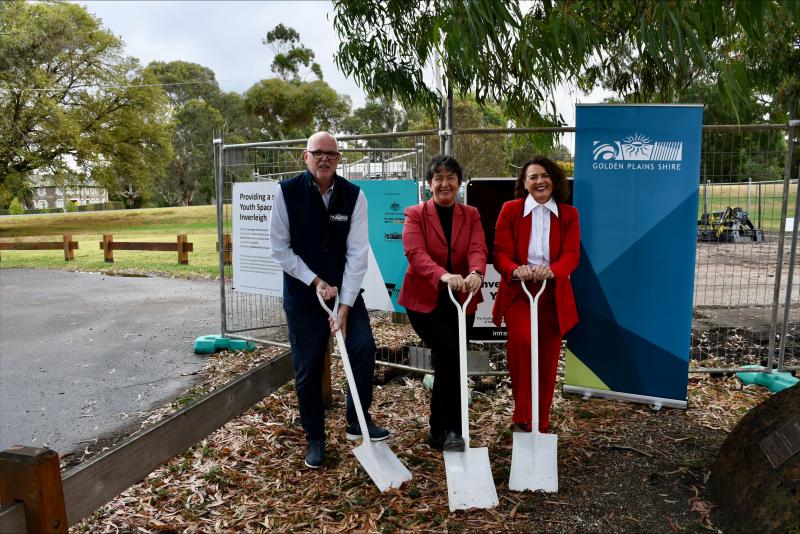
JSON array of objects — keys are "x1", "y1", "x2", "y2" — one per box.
[
  {"x1": 317, "y1": 293, "x2": 412, "y2": 492},
  {"x1": 444, "y1": 286, "x2": 499, "y2": 511},
  {"x1": 509, "y1": 279, "x2": 558, "y2": 492}
]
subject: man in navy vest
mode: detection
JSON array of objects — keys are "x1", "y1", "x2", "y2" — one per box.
[{"x1": 270, "y1": 131, "x2": 390, "y2": 469}]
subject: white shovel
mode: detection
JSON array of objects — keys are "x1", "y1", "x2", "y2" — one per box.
[
  {"x1": 444, "y1": 286, "x2": 499, "y2": 511},
  {"x1": 318, "y1": 293, "x2": 412, "y2": 492},
  {"x1": 509, "y1": 279, "x2": 558, "y2": 492}
]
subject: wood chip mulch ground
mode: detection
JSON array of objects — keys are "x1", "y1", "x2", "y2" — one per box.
[{"x1": 73, "y1": 347, "x2": 772, "y2": 534}]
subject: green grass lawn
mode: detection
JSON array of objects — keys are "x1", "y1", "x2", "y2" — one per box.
[
  {"x1": 2, "y1": 183, "x2": 796, "y2": 278},
  {"x1": 699, "y1": 182, "x2": 796, "y2": 232},
  {"x1": 0, "y1": 206, "x2": 223, "y2": 278}
]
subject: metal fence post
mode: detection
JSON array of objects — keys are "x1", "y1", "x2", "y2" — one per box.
[
  {"x1": 766, "y1": 123, "x2": 796, "y2": 368},
  {"x1": 214, "y1": 136, "x2": 227, "y2": 338},
  {"x1": 778, "y1": 109, "x2": 799, "y2": 370}
]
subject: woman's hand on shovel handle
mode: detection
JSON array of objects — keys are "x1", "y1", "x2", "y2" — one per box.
[
  {"x1": 441, "y1": 272, "x2": 466, "y2": 293},
  {"x1": 464, "y1": 272, "x2": 483, "y2": 294}
]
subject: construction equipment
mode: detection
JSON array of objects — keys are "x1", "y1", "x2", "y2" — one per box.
[
  {"x1": 509, "y1": 279, "x2": 559, "y2": 493},
  {"x1": 318, "y1": 293, "x2": 412, "y2": 492},
  {"x1": 698, "y1": 207, "x2": 764, "y2": 243},
  {"x1": 444, "y1": 287, "x2": 499, "y2": 512}
]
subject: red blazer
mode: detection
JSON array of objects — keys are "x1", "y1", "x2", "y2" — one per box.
[
  {"x1": 492, "y1": 198, "x2": 580, "y2": 337},
  {"x1": 398, "y1": 200, "x2": 488, "y2": 314}
]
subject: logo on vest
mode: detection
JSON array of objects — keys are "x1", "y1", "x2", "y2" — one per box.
[{"x1": 329, "y1": 213, "x2": 349, "y2": 222}]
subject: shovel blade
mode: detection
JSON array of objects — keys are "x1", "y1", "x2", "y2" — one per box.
[
  {"x1": 509, "y1": 431, "x2": 558, "y2": 492},
  {"x1": 443, "y1": 447, "x2": 499, "y2": 511},
  {"x1": 352, "y1": 440, "x2": 412, "y2": 492}
]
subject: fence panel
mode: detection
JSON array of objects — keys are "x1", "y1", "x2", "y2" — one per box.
[
  {"x1": 692, "y1": 125, "x2": 797, "y2": 372},
  {"x1": 215, "y1": 124, "x2": 797, "y2": 376}
]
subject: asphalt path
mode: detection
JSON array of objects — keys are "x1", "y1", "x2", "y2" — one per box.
[{"x1": 0, "y1": 269, "x2": 219, "y2": 456}]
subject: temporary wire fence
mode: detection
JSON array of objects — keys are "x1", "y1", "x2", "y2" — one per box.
[{"x1": 214, "y1": 124, "x2": 798, "y2": 376}]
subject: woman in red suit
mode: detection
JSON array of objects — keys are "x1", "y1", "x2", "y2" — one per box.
[
  {"x1": 492, "y1": 156, "x2": 580, "y2": 434},
  {"x1": 398, "y1": 155, "x2": 487, "y2": 452}
]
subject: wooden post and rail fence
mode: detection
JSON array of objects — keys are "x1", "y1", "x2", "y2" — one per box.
[
  {"x1": 0, "y1": 235, "x2": 78, "y2": 261},
  {"x1": 99, "y1": 234, "x2": 193, "y2": 264},
  {"x1": 0, "y1": 234, "x2": 193, "y2": 264},
  {"x1": 0, "y1": 352, "x2": 294, "y2": 534}
]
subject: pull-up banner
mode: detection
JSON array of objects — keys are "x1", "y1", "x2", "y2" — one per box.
[{"x1": 564, "y1": 104, "x2": 703, "y2": 408}]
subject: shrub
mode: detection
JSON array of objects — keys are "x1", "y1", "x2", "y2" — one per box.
[{"x1": 9, "y1": 198, "x2": 24, "y2": 215}]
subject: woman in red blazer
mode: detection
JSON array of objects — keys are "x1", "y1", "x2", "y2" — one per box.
[
  {"x1": 492, "y1": 156, "x2": 580, "y2": 434},
  {"x1": 398, "y1": 155, "x2": 487, "y2": 452}
]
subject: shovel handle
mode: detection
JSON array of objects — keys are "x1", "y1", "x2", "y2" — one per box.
[
  {"x1": 447, "y1": 285, "x2": 474, "y2": 447},
  {"x1": 446, "y1": 284, "x2": 475, "y2": 311},
  {"x1": 520, "y1": 278, "x2": 547, "y2": 304},
  {"x1": 316, "y1": 292, "x2": 374, "y2": 450},
  {"x1": 317, "y1": 291, "x2": 340, "y2": 319},
  {"x1": 520, "y1": 278, "x2": 546, "y2": 435}
]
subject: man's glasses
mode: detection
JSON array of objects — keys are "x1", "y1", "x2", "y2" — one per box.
[{"x1": 308, "y1": 150, "x2": 340, "y2": 160}]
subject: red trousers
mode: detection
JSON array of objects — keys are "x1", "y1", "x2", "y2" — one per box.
[{"x1": 505, "y1": 282, "x2": 561, "y2": 433}]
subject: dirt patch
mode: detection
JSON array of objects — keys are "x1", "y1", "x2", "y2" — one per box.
[{"x1": 72, "y1": 355, "x2": 770, "y2": 534}]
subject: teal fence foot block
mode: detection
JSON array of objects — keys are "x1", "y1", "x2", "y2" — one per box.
[
  {"x1": 194, "y1": 335, "x2": 256, "y2": 355},
  {"x1": 422, "y1": 373, "x2": 473, "y2": 404},
  {"x1": 737, "y1": 366, "x2": 799, "y2": 393}
]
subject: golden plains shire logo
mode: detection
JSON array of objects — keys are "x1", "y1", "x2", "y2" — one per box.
[{"x1": 593, "y1": 133, "x2": 683, "y2": 161}]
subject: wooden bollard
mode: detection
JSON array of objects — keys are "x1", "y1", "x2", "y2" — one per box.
[
  {"x1": 62, "y1": 234, "x2": 75, "y2": 262},
  {"x1": 177, "y1": 234, "x2": 189, "y2": 264},
  {"x1": 102, "y1": 234, "x2": 113, "y2": 263},
  {"x1": 0, "y1": 446, "x2": 67, "y2": 534},
  {"x1": 215, "y1": 233, "x2": 232, "y2": 266},
  {"x1": 223, "y1": 232, "x2": 232, "y2": 266}
]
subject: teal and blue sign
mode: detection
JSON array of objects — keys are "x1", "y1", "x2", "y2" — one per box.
[
  {"x1": 564, "y1": 104, "x2": 703, "y2": 406},
  {"x1": 355, "y1": 180, "x2": 418, "y2": 312}
]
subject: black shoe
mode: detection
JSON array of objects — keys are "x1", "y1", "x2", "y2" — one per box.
[
  {"x1": 443, "y1": 431, "x2": 465, "y2": 452},
  {"x1": 346, "y1": 421, "x2": 390, "y2": 442},
  {"x1": 304, "y1": 440, "x2": 325, "y2": 469},
  {"x1": 427, "y1": 430, "x2": 446, "y2": 451}
]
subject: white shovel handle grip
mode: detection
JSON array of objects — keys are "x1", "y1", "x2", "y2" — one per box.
[
  {"x1": 317, "y1": 291, "x2": 340, "y2": 320},
  {"x1": 520, "y1": 278, "x2": 547, "y2": 304},
  {"x1": 446, "y1": 284, "x2": 475, "y2": 312}
]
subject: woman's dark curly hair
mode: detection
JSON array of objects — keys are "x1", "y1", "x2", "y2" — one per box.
[
  {"x1": 514, "y1": 156, "x2": 568, "y2": 202},
  {"x1": 426, "y1": 155, "x2": 463, "y2": 184}
]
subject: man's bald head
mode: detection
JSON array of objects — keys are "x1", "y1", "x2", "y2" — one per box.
[
  {"x1": 306, "y1": 131, "x2": 337, "y2": 151},
  {"x1": 304, "y1": 131, "x2": 340, "y2": 184}
]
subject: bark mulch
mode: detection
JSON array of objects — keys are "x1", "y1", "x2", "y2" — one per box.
[{"x1": 73, "y1": 348, "x2": 771, "y2": 534}]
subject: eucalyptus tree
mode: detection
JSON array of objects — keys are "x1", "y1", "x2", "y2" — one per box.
[{"x1": 333, "y1": 0, "x2": 799, "y2": 125}]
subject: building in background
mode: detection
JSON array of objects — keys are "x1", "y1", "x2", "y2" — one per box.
[{"x1": 30, "y1": 172, "x2": 108, "y2": 210}]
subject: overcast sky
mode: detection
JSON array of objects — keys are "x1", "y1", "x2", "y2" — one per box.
[
  {"x1": 79, "y1": 1, "x2": 370, "y2": 106},
  {"x1": 77, "y1": 1, "x2": 606, "y2": 129}
]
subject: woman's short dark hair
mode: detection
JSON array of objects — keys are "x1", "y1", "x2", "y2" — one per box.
[
  {"x1": 426, "y1": 155, "x2": 463, "y2": 184},
  {"x1": 514, "y1": 156, "x2": 568, "y2": 202}
]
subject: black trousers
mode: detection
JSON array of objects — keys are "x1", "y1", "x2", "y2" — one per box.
[{"x1": 407, "y1": 291, "x2": 475, "y2": 435}]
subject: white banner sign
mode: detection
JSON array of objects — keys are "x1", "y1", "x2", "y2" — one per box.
[
  {"x1": 232, "y1": 182, "x2": 283, "y2": 297},
  {"x1": 231, "y1": 180, "x2": 396, "y2": 311}
]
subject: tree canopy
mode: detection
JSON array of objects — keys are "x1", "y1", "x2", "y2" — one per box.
[
  {"x1": 333, "y1": 0, "x2": 800, "y2": 124},
  {"x1": 0, "y1": 0, "x2": 172, "y2": 207},
  {"x1": 243, "y1": 78, "x2": 351, "y2": 141},
  {"x1": 263, "y1": 23, "x2": 323, "y2": 81}
]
